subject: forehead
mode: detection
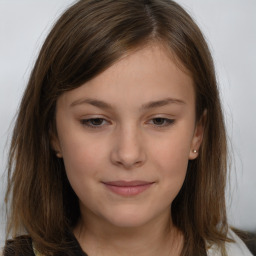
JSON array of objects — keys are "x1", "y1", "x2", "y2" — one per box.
[{"x1": 57, "y1": 43, "x2": 195, "y2": 110}]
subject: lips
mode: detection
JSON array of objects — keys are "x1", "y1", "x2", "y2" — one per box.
[{"x1": 102, "y1": 180, "x2": 155, "y2": 196}]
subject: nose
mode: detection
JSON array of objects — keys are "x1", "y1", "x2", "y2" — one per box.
[{"x1": 110, "y1": 125, "x2": 146, "y2": 169}]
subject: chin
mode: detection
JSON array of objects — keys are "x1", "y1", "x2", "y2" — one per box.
[
  {"x1": 107, "y1": 216, "x2": 149, "y2": 228},
  {"x1": 101, "y1": 206, "x2": 156, "y2": 228}
]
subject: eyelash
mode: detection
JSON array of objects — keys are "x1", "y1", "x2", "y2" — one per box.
[
  {"x1": 80, "y1": 118, "x2": 108, "y2": 129},
  {"x1": 150, "y1": 118, "x2": 175, "y2": 127},
  {"x1": 80, "y1": 117, "x2": 175, "y2": 129}
]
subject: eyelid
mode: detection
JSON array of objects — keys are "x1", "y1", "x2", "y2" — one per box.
[
  {"x1": 147, "y1": 117, "x2": 175, "y2": 128},
  {"x1": 80, "y1": 116, "x2": 175, "y2": 130},
  {"x1": 80, "y1": 117, "x2": 110, "y2": 129}
]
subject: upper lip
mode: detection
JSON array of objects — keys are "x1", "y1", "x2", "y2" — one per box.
[{"x1": 102, "y1": 180, "x2": 155, "y2": 187}]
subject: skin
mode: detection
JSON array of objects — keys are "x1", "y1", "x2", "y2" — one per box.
[{"x1": 52, "y1": 43, "x2": 205, "y2": 256}]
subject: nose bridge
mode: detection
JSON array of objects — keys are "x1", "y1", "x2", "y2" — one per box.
[{"x1": 110, "y1": 123, "x2": 146, "y2": 169}]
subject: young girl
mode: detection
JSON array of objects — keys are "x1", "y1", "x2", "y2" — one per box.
[{"x1": 2, "y1": 0, "x2": 253, "y2": 255}]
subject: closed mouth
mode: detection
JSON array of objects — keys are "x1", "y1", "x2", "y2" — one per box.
[{"x1": 102, "y1": 180, "x2": 155, "y2": 196}]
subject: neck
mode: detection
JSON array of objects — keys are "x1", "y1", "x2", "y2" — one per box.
[{"x1": 73, "y1": 208, "x2": 183, "y2": 256}]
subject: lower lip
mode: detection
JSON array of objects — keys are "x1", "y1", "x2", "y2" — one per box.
[{"x1": 103, "y1": 183, "x2": 154, "y2": 196}]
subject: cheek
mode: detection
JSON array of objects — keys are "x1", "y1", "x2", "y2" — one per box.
[
  {"x1": 59, "y1": 131, "x2": 107, "y2": 187},
  {"x1": 156, "y1": 149, "x2": 188, "y2": 204},
  {"x1": 60, "y1": 136, "x2": 108, "y2": 209},
  {"x1": 151, "y1": 128, "x2": 192, "y2": 168},
  {"x1": 156, "y1": 143, "x2": 189, "y2": 183},
  {"x1": 150, "y1": 128, "x2": 192, "y2": 193}
]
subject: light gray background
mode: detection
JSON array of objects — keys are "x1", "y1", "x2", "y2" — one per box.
[{"x1": 0, "y1": 0, "x2": 256, "y2": 247}]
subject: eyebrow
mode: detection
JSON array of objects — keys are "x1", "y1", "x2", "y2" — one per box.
[{"x1": 70, "y1": 97, "x2": 186, "y2": 110}]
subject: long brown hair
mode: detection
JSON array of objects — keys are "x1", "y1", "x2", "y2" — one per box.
[{"x1": 5, "y1": 0, "x2": 230, "y2": 255}]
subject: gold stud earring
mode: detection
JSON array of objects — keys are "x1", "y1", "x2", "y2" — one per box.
[{"x1": 56, "y1": 152, "x2": 62, "y2": 158}]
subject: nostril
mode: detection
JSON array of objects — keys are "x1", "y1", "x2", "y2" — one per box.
[
  {"x1": 113, "y1": 157, "x2": 144, "y2": 169},
  {"x1": 110, "y1": 133, "x2": 146, "y2": 168}
]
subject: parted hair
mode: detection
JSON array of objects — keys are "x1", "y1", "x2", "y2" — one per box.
[{"x1": 5, "y1": 0, "x2": 230, "y2": 255}]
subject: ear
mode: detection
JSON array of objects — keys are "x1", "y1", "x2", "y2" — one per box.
[
  {"x1": 189, "y1": 109, "x2": 207, "y2": 160},
  {"x1": 49, "y1": 127, "x2": 63, "y2": 158}
]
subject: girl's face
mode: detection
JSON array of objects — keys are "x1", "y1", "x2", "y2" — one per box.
[{"x1": 53, "y1": 44, "x2": 204, "y2": 229}]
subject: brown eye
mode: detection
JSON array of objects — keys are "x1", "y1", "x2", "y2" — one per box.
[
  {"x1": 81, "y1": 118, "x2": 107, "y2": 129},
  {"x1": 153, "y1": 118, "x2": 166, "y2": 125},
  {"x1": 90, "y1": 118, "x2": 104, "y2": 125},
  {"x1": 150, "y1": 118, "x2": 175, "y2": 127}
]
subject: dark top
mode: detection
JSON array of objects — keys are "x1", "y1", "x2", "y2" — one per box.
[
  {"x1": 4, "y1": 229, "x2": 256, "y2": 256},
  {"x1": 3, "y1": 232, "x2": 88, "y2": 256}
]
